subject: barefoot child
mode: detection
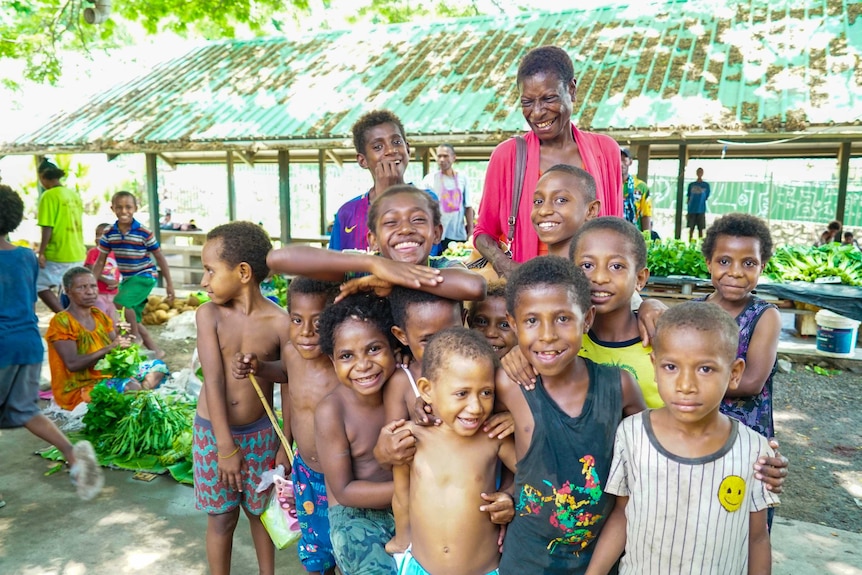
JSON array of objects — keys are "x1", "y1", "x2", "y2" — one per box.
[
  {"x1": 0, "y1": 185, "x2": 102, "y2": 504},
  {"x1": 193, "y1": 221, "x2": 290, "y2": 575},
  {"x1": 316, "y1": 293, "x2": 401, "y2": 574},
  {"x1": 586, "y1": 302, "x2": 779, "y2": 574},
  {"x1": 494, "y1": 256, "x2": 646, "y2": 574},
  {"x1": 394, "y1": 328, "x2": 517, "y2": 575},
  {"x1": 267, "y1": 185, "x2": 486, "y2": 303},
  {"x1": 467, "y1": 280, "x2": 518, "y2": 359},
  {"x1": 233, "y1": 277, "x2": 341, "y2": 574},
  {"x1": 570, "y1": 217, "x2": 661, "y2": 407},
  {"x1": 91, "y1": 191, "x2": 175, "y2": 357},
  {"x1": 47, "y1": 267, "x2": 168, "y2": 408}
]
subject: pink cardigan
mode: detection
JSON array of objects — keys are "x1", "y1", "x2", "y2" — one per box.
[{"x1": 474, "y1": 125, "x2": 622, "y2": 262}]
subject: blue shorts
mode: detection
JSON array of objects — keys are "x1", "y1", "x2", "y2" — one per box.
[
  {"x1": 193, "y1": 414, "x2": 277, "y2": 516},
  {"x1": 329, "y1": 504, "x2": 396, "y2": 575},
  {"x1": 0, "y1": 363, "x2": 41, "y2": 429},
  {"x1": 397, "y1": 547, "x2": 499, "y2": 575},
  {"x1": 292, "y1": 449, "x2": 336, "y2": 572}
]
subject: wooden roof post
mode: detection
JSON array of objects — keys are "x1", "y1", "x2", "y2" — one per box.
[
  {"x1": 836, "y1": 142, "x2": 850, "y2": 225},
  {"x1": 674, "y1": 144, "x2": 687, "y2": 240},
  {"x1": 227, "y1": 151, "x2": 237, "y2": 222},
  {"x1": 636, "y1": 144, "x2": 650, "y2": 183},
  {"x1": 319, "y1": 149, "x2": 328, "y2": 235},
  {"x1": 278, "y1": 150, "x2": 291, "y2": 245},
  {"x1": 145, "y1": 153, "x2": 164, "y2": 286}
]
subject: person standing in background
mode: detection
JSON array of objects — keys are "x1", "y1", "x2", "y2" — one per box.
[
  {"x1": 620, "y1": 147, "x2": 652, "y2": 236},
  {"x1": 686, "y1": 167, "x2": 711, "y2": 241},
  {"x1": 36, "y1": 159, "x2": 86, "y2": 312},
  {"x1": 421, "y1": 144, "x2": 473, "y2": 250}
]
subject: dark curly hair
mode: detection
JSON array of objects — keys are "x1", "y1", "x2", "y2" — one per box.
[
  {"x1": 543, "y1": 164, "x2": 596, "y2": 202},
  {"x1": 206, "y1": 221, "x2": 273, "y2": 283},
  {"x1": 38, "y1": 159, "x2": 66, "y2": 181},
  {"x1": 318, "y1": 292, "x2": 398, "y2": 357},
  {"x1": 506, "y1": 255, "x2": 591, "y2": 318},
  {"x1": 701, "y1": 213, "x2": 774, "y2": 263},
  {"x1": 0, "y1": 184, "x2": 24, "y2": 236},
  {"x1": 388, "y1": 286, "x2": 462, "y2": 330},
  {"x1": 351, "y1": 109, "x2": 407, "y2": 155},
  {"x1": 654, "y1": 301, "x2": 739, "y2": 362},
  {"x1": 367, "y1": 185, "x2": 442, "y2": 234},
  {"x1": 569, "y1": 216, "x2": 647, "y2": 269},
  {"x1": 422, "y1": 327, "x2": 499, "y2": 384},
  {"x1": 111, "y1": 190, "x2": 138, "y2": 208},
  {"x1": 517, "y1": 46, "x2": 575, "y2": 87},
  {"x1": 287, "y1": 276, "x2": 340, "y2": 310}
]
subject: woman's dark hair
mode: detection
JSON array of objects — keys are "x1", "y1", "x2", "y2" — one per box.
[
  {"x1": 517, "y1": 46, "x2": 575, "y2": 87},
  {"x1": 38, "y1": 159, "x2": 66, "y2": 180}
]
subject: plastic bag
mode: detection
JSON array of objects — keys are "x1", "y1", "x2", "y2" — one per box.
[{"x1": 260, "y1": 475, "x2": 301, "y2": 549}]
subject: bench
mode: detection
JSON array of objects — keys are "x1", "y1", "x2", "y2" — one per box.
[{"x1": 160, "y1": 244, "x2": 203, "y2": 287}]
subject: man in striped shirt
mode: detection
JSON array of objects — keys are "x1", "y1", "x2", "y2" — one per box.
[
  {"x1": 91, "y1": 191, "x2": 175, "y2": 357},
  {"x1": 587, "y1": 302, "x2": 778, "y2": 575}
]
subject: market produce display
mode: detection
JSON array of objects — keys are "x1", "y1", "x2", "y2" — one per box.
[
  {"x1": 645, "y1": 238, "x2": 709, "y2": 278},
  {"x1": 441, "y1": 241, "x2": 473, "y2": 259},
  {"x1": 764, "y1": 243, "x2": 862, "y2": 286},
  {"x1": 141, "y1": 292, "x2": 206, "y2": 325}
]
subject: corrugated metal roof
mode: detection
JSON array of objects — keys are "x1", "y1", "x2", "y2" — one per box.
[{"x1": 4, "y1": 0, "x2": 861, "y2": 154}]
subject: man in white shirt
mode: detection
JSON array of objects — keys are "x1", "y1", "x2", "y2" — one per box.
[{"x1": 421, "y1": 144, "x2": 473, "y2": 250}]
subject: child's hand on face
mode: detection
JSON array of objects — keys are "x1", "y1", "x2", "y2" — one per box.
[
  {"x1": 501, "y1": 346, "x2": 537, "y2": 390},
  {"x1": 370, "y1": 258, "x2": 443, "y2": 289},
  {"x1": 483, "y1": 412, "x2": 515, "y2": 439},
  {"x1": 374, "y1": 159, "x2": 406, "y2": 191},
  {"x1": 231, "y1": 352, "x2": 258, "y2": 380},
  {"x1": 375, "y1": 419, "x2": 417, "y2": 465},
  {"x1": 336, "y1": 275, "x2": 394, "y2": 302}
]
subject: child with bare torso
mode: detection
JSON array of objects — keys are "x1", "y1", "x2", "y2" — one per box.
[
  {"x1": 315, "y1": 293, "x2": 402, "y2": 574},
  {"x1": 192, "y1": 222, "x2": 290, "y2": 575},
  {"x1": 233, "y1": 277, "x2": 341, "y2": 574},
  {"x1": 394, "y1": 327, "x2": 517, "y2": 575}
]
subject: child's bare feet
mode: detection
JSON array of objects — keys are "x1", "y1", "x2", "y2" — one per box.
[
  {"x1": 70, "y1": 441, "x2": 104, "y2": 500},
  {"x1": 385, "y1": 535, "x2": 409, "y2": 555}
]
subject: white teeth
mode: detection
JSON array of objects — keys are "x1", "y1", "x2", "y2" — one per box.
[
  {"x1": 593, "y1": 291, "x2": 612, "y2": 297},
  {"x1": 396, "y1": 241, "x2": 420, "y2": 249},
  {"x1": 394, "y1": 160, "x2": 401, "y2": 164},
  {"x1": 538, "y1": 222, "x2": 558, "y2": 230}
]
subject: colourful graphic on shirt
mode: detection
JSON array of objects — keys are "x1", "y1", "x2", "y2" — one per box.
[
  {"x1": 517, "y1": 455, "x2": 605, "y2": 553},
  {"x1": 440, "y1": 186, "x2": 462, "y2": 213},
  {"x1": 718, "y1": 475, "x2": 746, "y2": 512}
]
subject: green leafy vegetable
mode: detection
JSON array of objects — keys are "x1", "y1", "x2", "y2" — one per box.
[
  {"x1": 765, "y1": 244, "x2": 862, "y2": 286},
  {"x1": 106, "y1": 391, "x2": 195, "y2": 460},
  {"x1": 646, "y1": 238, "x2": 709, "y2": 279},
  {"x1": 82, "y1": 385, "x2": 133, "y2": 443},
  {"x1": 94, "y1": 344, "x2": 148, "y2": 380}
]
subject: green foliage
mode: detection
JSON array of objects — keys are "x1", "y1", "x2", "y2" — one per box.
[
  {"x1": 347, "y1": 0, "x2": 480, "y2": 24},
  {"x1": 105, "y1": 390, "x2": 195, "y2": 459},
  {"x1": 82, "y1": 384, "x2": 133, "y2": 440},
  {"x1": 765, "y1": 244, "x2": 862, "y2": 286},
  {"x1": 93, "y1": 343, "x2": 148, "y2": 380},
  {"x1": 805, "y1": 365, "x2": 841, "y2": 377},
  {"x1": 646, "y1": 238, "x2": 710, "y2": 278}
]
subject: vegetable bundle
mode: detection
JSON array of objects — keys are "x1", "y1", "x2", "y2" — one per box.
[
  {"x1": 105, "y1": 390, "x2": 195, "y2": 459},
  {"x1": 645, "y1": 238, "x2": 709, "y2": 279},
  {"x1": 765, "y1": 244, "x2": 862, "y2": 286},
  {"x1": 94, "y1": 343, "x2": 148, "y2": 380}
]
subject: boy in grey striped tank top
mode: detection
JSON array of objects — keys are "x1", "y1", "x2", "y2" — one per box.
[{"x1": 587, "y1": 302, "x2": 779, "y2": 575}]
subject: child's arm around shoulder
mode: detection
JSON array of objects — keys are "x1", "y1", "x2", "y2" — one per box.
[
  {"x1": 729, "y1": 305, "x2": 781, "y2": 397},
  {"x1": 620, "y1": 369, "x2": 647, "y2": 417},
  {"x1": 431, "y1": 266, "x2": 486, "y2": 301}
]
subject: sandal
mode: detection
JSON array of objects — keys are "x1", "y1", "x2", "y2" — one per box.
[{"x1": 69, "y1": 441, "x2": 104, "y2": 501}]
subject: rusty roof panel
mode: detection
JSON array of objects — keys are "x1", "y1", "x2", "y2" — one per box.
[{"x1": 4, "y1": 0, "x2": 861, "y2": 154}]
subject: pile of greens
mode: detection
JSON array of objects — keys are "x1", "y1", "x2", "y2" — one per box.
[
  {"x1": 646, "y1": 238, "x2": 709, "y2": 279},
  {"x1": 765, "y1": 244, "x2": 862, "y2": 286},
  {"x1": 93, "y1": 344, "x2": 148, "y2": 380}
]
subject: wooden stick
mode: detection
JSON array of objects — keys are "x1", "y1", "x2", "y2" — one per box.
[{"x1": 248, "y1": 373, "x2": 294, "y2": 467}]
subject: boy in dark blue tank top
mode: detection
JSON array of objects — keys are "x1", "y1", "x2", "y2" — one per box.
[{"x1": 495, "y1": 256, "x2": 646, "y2": 574}]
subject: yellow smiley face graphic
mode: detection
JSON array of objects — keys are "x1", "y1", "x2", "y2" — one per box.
[{"x1": 718, "y1": 475, "x2": 746, "y2": 512}]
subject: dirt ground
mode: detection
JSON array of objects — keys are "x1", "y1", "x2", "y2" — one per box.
[{"x1": 147, "y1": 316, "x2": 862, "y2": 535}]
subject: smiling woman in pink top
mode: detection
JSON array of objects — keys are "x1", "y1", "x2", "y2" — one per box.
[{"x1": 474, "y1": 46, "x2": 623, "y2": 277}]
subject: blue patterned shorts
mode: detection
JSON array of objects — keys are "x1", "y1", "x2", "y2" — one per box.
[{"x1": 292, "y1": 449, "x2": 336, "y2": 572}]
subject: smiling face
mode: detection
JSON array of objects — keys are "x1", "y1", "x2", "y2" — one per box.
[
  {"x1": 368, "y1": 191, "x2": 442, "y2": 264},
  {"x1": 110, "y1": 195, "x2": 137, "y2": 227},
  {"x1": 419, "y1": 353, "x2": 495, "y2": 436},
  {"x1": 531, "y1": 171, "x2": 599, "y2": 254},
  {"x1": 706, "y1": 235, "x2": 765, "y2": 305},
  {"x1": 392, "y1": 300, "x2": 462, "y2": 363},
  {"x1": 573, "y1": 229, "x2": 649, "y2": 315},
  {"x1": 357, "y1": 122, "x2": 409, "y2": 175},
  {"x1": 652, "y1": 326, "x2": 744, "y2": 424},
  {"x1": 331, "y1": 317, "x2": 397, "y2": 397},
  {"x1": 519, "y1": 71, "x2": 577, "y2": 143},
  {"x1": 288, "y1": 292, "x2": 328, "y2": 360},
  {"x1": 200, "y1": 238, "x2": 243, "y2": 305},
  {"x1": 469, "y1": 296, "x2": 517, "y2": 358},
  {"x1": 66, "y1": 272, "x2": 99, "y2": 309},
  {"x1": 510, "y1": 284, "x2": 594, "y2": 382}
]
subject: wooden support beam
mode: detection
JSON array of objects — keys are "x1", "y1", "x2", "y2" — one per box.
[
  {"x1": 636, "y1": 144, "x2": 650, "y2": 182},
  {"x1": 319, "y1": 150, "x2": 328, "y2": 235},
  {"x1": 421, "y1": 146, "x2": 432, "y2": 177},
  {"x1": 278, "y1": 150, "x2": 291, "y2": 245},
  {"x1": 226, "y1": 152, "x2": 237, "y2": 222},
  {"x1": 157, "y1": 153, "x2": 176, "y2": 169},
  {"x1": 325, "y1": 149, "x2": 343, "y2": 168},
  {"x1": 233, "y1": 150, "x2": 255, "y2": 167},
  {"x1": 836, "y1": 142, "x2": 850, "y2": 224},
  {"x1": 145, "y1": 153, "x2": 164, "y2": 285},
  {"x1": 674, "y1": 144, "x2": 687, "y2": 240},
  {"x1": 106, "y1": 153, "x2": 119, "y2": 162}
]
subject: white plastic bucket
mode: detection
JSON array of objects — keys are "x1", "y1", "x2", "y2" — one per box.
[{"x1": 815, "y1": 310, "x2": 860, "y2": 358}]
